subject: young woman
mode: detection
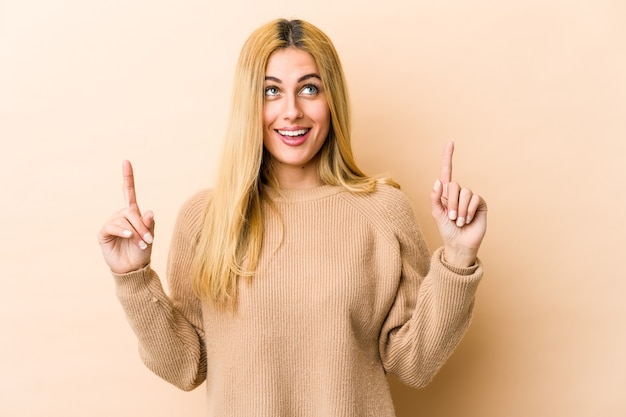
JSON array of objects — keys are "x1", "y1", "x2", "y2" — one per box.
[{"x1": 98, "y1": 18, "x2": 487, "y2": 417}]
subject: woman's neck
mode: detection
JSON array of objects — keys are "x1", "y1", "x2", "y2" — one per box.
[{"x1": 271, "y1": 157, "x2": 323, "y2": 190}]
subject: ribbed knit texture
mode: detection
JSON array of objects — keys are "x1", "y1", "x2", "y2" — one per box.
[{"x1": 113, "y1": 183, "x2": 482, "y2": 417}]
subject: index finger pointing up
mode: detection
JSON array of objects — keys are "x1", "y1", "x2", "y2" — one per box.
[
  {"x1": 122, "y1": 160, "x2": 138, "y2": 207},
  {"x1": 440, "y1": 141, "x2": 455, "y2": 184}
]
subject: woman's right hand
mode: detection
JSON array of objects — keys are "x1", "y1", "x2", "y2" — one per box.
[{"x1": 98, "y1": 160, "x2": 155, "y2": 274}]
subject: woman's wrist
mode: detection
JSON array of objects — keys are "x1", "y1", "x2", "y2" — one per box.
[{"x1": 442, "y1": 246, "x2": 477, "y2": 269}]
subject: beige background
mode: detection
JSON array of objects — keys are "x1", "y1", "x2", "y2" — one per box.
[{"x1": 1, "y1": 0, "x2": 625, "y2": 416}]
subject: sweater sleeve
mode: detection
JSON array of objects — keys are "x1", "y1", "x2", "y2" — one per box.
[
  {"x1": 378, "y1": 191, "x2": 482, "y2": 388},
  {"x1": 113, "y1": 190, "x2": 209, "y2": 391}
]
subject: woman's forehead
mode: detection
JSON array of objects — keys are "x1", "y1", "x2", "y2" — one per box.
[{"x1": 265, "y1": 48, "x2": 319, "y2": 79}]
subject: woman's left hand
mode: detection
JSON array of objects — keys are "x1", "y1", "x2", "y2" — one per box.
[{"x1": 430, "y1": 141, "x2": 488, "y2": 268}]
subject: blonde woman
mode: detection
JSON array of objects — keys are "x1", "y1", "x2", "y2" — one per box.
[{"x1": 98, "y1": 18, "x2": 487, "y2": 417}]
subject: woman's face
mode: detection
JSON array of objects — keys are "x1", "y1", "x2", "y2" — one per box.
[{"x1": 262, "y1": 47, "x2": 330, "y2": 188}]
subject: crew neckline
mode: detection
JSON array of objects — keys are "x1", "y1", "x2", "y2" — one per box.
[{"x1": 262, "y1": 184, "x2": 346, "y2": 202}]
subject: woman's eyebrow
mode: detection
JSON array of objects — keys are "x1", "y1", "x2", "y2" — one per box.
[
  {"x1": 264, "y1": 73, "x2": 321, "y2": 83},
  {"x1": 298, "y1": 73, "x2": 321, "y2": 82}
]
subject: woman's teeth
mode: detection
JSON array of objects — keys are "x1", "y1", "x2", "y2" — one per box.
[{"x1": 278, "y1": 129, "x2": 308, "y2": 137}]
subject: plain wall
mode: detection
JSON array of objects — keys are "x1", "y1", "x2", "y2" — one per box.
[{"x1": 1, "y1": 0, "x2": 625, "y2": 416}]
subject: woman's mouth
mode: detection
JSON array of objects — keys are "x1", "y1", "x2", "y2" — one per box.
[{"x1": 276, "y1": 128, "x2": 310, "y2": 146}]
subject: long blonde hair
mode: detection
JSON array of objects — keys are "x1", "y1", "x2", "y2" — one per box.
[{"x1": 192, "y1": 19, "x2": 398, "y2": 306}]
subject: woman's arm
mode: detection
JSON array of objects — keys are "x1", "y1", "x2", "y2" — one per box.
[{"x1": 101, "y1": 165, "x2": 208, "y2": 391}]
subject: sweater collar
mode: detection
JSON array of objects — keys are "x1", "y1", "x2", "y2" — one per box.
[{"x1": 261, "y1": 184, "x2": 345, "y2": 203}]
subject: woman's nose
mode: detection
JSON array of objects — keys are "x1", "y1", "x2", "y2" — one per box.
[{"x1": 282, "y1": 94, "x2": 303, "y2": 120}]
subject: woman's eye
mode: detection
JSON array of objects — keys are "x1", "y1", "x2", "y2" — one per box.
[
  {"x1": 300, "y1": 84, "x2": 319, "y2": 96},
  {"x1": 264, "y1": 86, "x2": 280, "y2": 97}
]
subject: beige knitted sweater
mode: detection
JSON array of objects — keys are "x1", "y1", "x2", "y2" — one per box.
[{"x1": 113, "y1": 184, "x2": 482, "y2": 417}]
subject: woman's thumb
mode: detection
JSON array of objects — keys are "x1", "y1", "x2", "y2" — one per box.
[
  {"x1": 143, "y1": 210, "x2": 155, "y2": 232},
  {"x1": 430, "y1": 179, "x2": 445, "y2": 215}
]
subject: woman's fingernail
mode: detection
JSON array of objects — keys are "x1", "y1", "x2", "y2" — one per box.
[
  {"x1": 466, "y1": 215, "x2": 472, "y2": 224},
  {"x1": 449, "y1": 210, "x2": 457, "y2": 220},
  {"x1": 456, "y1": 217, "x2": 465, "y2": 227},
  {"x1": 433, "y1": 179, "x2": 442, "y2": 191},
  {"x1": 123, "y1": 230, "x2": 132, "y2": 238},
  {"x1": 139, "y1": 241, "x2": 148, "y2": 250},
  {"x1": 143, "y1": 232, "x2": 153, "y2": 244}
]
